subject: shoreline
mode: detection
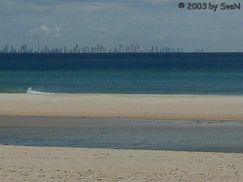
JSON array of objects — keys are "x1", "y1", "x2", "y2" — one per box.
[
  {"x1": 1, "y1": 144, "x2": 242, "y2": 155},
  {"x1": 0, "y1": 145, "x2": 242, "y2": 181},
  {"x1": 0, "y1": 93, "x2": 243, "y2": 121}
]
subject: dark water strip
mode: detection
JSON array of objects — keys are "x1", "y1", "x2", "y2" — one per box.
[{"x1": 0, "y1": 116, "x2": 243, "y2": 153}]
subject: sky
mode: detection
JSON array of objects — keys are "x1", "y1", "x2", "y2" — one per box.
[{"x1": 0, "y1": 0, "x2": 242, "y2": 52}]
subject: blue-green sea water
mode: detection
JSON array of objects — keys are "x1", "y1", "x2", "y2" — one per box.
[{"x1": 0, "y1": 53, "x2": 243, "y2": 94}]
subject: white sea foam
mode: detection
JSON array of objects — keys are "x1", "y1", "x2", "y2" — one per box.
[{"x1": 26, "y1": 87, "x2": 55, "y2": 95}]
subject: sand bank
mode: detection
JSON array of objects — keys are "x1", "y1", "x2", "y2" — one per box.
[
  {"x1": 0, "y1": 145, "x2": 242, "y2": 182},
  {"x1": 0, "y1": 94, "x2": 243, "y2": 121}
]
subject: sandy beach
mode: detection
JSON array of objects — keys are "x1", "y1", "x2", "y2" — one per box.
[
  {"x1": 0, "y1": 94, "x2": 243, "y2": 121},
  {"x1": 1, "y1": 94, "x2": 243, "y2": 181},
  {"x1": 0, "y1": 145, "x2": 242, "y2": 182}
]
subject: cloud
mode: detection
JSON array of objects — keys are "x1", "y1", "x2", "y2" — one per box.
[{"x1": 27, "y1": 25, "x2": 62, "y2": 39}]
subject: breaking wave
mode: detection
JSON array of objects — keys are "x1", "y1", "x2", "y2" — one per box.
[{"x1": 26, "y1": 87, "x2": 55, "y2": 95}]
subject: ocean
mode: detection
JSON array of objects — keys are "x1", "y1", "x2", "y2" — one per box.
[{"x1": 0, "y1": 53, "x2": 243, "y2": 94}]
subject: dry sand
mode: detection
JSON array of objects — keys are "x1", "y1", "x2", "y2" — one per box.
[
  {"x1": 0, "y1": 94, "x2": 243, "y2": 121},
  {"x1": 0, "y1": 145, "x2": 242, "y2": 182}
]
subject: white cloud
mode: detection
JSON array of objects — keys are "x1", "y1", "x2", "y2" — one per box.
[{"x1": 27, "y1": 25, "x2": 62, "y2": 39}]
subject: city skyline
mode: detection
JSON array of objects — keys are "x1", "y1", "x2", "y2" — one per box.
[{"x1": 0, "y1": 44, "x2": 188, "y2": 53}]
